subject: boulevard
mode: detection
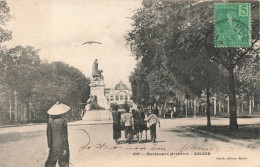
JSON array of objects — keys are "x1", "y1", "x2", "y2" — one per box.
[{"x1": 0, "y1": 117, "x2": 259, "y2": 167}]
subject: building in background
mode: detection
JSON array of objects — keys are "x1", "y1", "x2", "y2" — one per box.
[{"x1": 105, "y1": 81, "x2": 132, "y2": 107}]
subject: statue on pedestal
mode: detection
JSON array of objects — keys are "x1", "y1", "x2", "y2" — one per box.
[
  {"x1": 92, "y1": 59, "x2": 104, "y2": 81},
  {"x1": 82, "y1": 59, "x2": 111, "y2": 121},
  {"x1": 85, "y1": 95, "x2": 99, "y2": 111}
]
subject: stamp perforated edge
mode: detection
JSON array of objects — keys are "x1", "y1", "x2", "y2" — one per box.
[{"x1": 213, "y1": 3, "x2": 252, "y2": 48}]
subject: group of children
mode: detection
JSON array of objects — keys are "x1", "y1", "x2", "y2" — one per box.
[{"x1": 112, "y1": 106, "x2": 161, "y2": 144}]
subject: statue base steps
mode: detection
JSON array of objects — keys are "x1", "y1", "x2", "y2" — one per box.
[{"x1": 82, "y1": 110, "x2": 112, "y2": 121}]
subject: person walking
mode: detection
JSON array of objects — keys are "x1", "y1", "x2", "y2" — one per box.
[
  {"x1": 132, "y1": 109, "x2": 145, "y2": 143},
  {"x1": 173, "y1": 106, "x2": 177, "y2": 115},
  {"x1": 145, "y1": 110, "x2": 161, "y2": 143},
  {"x1": 170, "y1": 108, "x2": 174, "y2": 120},
  {"x1": 154, "y1": 107, "x2": 159, "y2": 117},
  {"x1": 112, "y1": 105, "x2": 121, "y2": 144},
  {"x1": 123, "y1": 108, "x2": 133, "y2": 144},
  {"x1": 45, "y1": 102, "x2": 70, "y2": 167}
]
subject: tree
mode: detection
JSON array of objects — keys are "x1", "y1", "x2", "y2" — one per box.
[
  {"x1": 1, "y1": 47, "x2": 91, "y2": 122},
  {"x1": 126, "y1": 1, "x2": 225, "y2": 123},
  {"x1": 0, "y1": 0, "x2": 11, "y2": 46},
  {"x1": 129, "y1": 62, "x2": 151, "y2": 108},
  {"x1": 0, "y1": 0, "x2": 12, "y2": 94},
  {"x1": 178, "y1": 1, "x2": 259, "y2": 129},
  {"x1": 235, "y1": 45, "x2": 260, "y2": 114},
  {"x1": 31, "y1": 61, "x2": 90, "y2": 120},
  {"x1": 126, "y1": 0, "x2": 259, "y2": 129}
]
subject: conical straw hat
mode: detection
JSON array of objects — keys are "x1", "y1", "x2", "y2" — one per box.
[{"x1": 47, "y1": 102, "x2": 71, "y2": 115}]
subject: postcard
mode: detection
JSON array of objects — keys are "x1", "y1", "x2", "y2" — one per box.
[{"x1": 0, "y1": 0, "x2": 259, "y2": 167}]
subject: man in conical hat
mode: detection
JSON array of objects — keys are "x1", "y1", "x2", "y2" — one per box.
[{"x1": 45, "y1": 102, "x2": 70, "y2": 167}]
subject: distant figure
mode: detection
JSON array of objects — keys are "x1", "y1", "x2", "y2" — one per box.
[
  {"x1": 112, "y1": 105, "x2": 121, "y2": 144},
  {"x1": 123, "y1": 108, "x2": 133, "y2": 144},
  {"x1": 132, "y1": 109, "x2": 145, "y2": 143},
  {"x1": 154, "y1": 107, "x2": 159, "y2": 117},
  {"x1": 145, "y1": 110, "x2": 161, "y2": 143},
  {"x1": 173, "y1": 106, "x2": 177, "y2": 119},
  {"x1": 45, "y1": 102, "x2": 70, "y2": 167},
  {"x1": 170, "y1": 109, "x2": 173, "y2": 120}
]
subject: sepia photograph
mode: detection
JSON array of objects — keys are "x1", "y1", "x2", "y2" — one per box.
[{"x1": 0, "y1": 0, "x2": 259, "y2": 167}]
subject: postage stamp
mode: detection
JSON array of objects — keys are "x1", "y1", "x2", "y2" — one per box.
[{"x1": 214, "y1": 3, "x2": 251, "y2": 47}]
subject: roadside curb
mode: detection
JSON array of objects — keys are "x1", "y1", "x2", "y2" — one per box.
[
  {"x1": 68, "y1": 122, "x2": 113, "y2": 126},
  {"x1": 68, "y1": 120, "x2": 113, "y2": 126},
  {"x1": 0, "y1": 120, "x2": 113, "y2": 128},
  {"x1": 0, "y1": 123, "x2": 45, "y2": 129}
]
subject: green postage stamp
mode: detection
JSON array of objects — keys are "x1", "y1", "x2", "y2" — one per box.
[{"x1": 214, "y1": 3, "x2": 251, "y2": 47}]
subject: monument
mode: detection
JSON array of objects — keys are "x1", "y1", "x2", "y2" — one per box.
[
  {"x1": 82, "y1": 59, "x2": 111, "y2": 121},
  {"x1": 89, "y1": 59, "x2": 108, "y2": 109}
]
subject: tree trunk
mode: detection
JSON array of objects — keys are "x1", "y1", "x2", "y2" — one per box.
[
  {"x1": 241, "y1": 102, "x2": 244, "y2": 113},
  {"x1": 191, "y1": 98, "x2": 193, "y2": 115},
  {"x1": 206, "y1": 83, "x2": 211, "y2": 127},
  {"x1": 27, "y1": 103, "x2": 31, "y2": 121},
  {"x1": 187, "y1": 99, "x2": 189, "y2": 115},
  {"x1": 213, "y1": 97, "x2": 216, "y2": 116},
  {"x1": 236, "y1": 101, "x2": 239, "y2": 117},
  {"x1": 198, "y1": 103, "x2": 200, "y2": 115},
  {"x1": 193, "y1": 98, "x2": 197, "y2": 118},
  {"x1": 185, "y1": 99, "x2": 188, "y2": 118},
  {"x1": 9, "y1": 100, "x2": 12, "y2": 123},
  {"x1": 249, "y1": 98, "x2": 252, "y2": 115},
  {"x1": 252, "y1": 96, "x2": 254, "y2": 112},
  {"x1": 227, "y1": 68, "x2": 238, "y2": 130},
  {"x1": 218, "y1": 101, "x2": 221, "y2": 113},
  {"x1": 162, "y1": 103, "x2": 165, "y2": 118},
  {"x1": 24, "y1": 106, "x2": 26, "y2": 125},
  {"x1": 14, "y1": 90, "x2": 18, "y2": 125},
  {"x1": 227, "y1": 96, "x2": 230, "y2": 116}
]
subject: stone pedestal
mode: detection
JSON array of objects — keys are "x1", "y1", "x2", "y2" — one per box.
[
  {"x1": 82, "y1": 110, "x2": 112, "y2": 121},
  {"x1": 89, "y1": 80, "x2": 109, "y2": 109}
]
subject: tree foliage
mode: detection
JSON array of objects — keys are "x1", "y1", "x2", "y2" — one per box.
[
  {"x1": 126, "y1": 0, "x2": 259, "y2": 129},
  {"x1": 0, "y1": 46, "x2": 90, "y2": 121},
  {"x1": 0, "y1": 0, "x2": 11, "y2": 44}
]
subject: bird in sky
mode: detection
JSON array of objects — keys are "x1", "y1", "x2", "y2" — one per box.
[{"x1": 82, "y1": 41, "x2": 102, "y2": 45}]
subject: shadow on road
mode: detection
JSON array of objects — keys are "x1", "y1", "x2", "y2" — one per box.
[
  {"x1": 192, "y1": 124, "x2": 260, "y2": 140},
  {"x1": 164, "y1": 124, "x2": 260, "y2": 149}
]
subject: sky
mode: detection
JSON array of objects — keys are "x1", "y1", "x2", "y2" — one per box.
[{"x1": 5, "y1": 0, "x2": 141, "y2": 88}]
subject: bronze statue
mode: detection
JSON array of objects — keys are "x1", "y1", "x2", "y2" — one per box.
[
  {"x1": 92, "y1": 59, "x2": 99, "y2": 77},
  {"x1": 92, "y1": 59, "x2": 104, "y2": 80}
]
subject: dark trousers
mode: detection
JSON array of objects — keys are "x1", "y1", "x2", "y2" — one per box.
[
  {"x1": 150, "y1": 124, "x2": 157, "y2": 141},
  {"x1": 125, "y1": 126, "x2": 133, "y2": 142},
  {"x1": 45, "y1": 148, "x2": 69, "y2": 167},
  {"x1": 113, "y1": 123, "x2": 121, "y2": 139}
]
